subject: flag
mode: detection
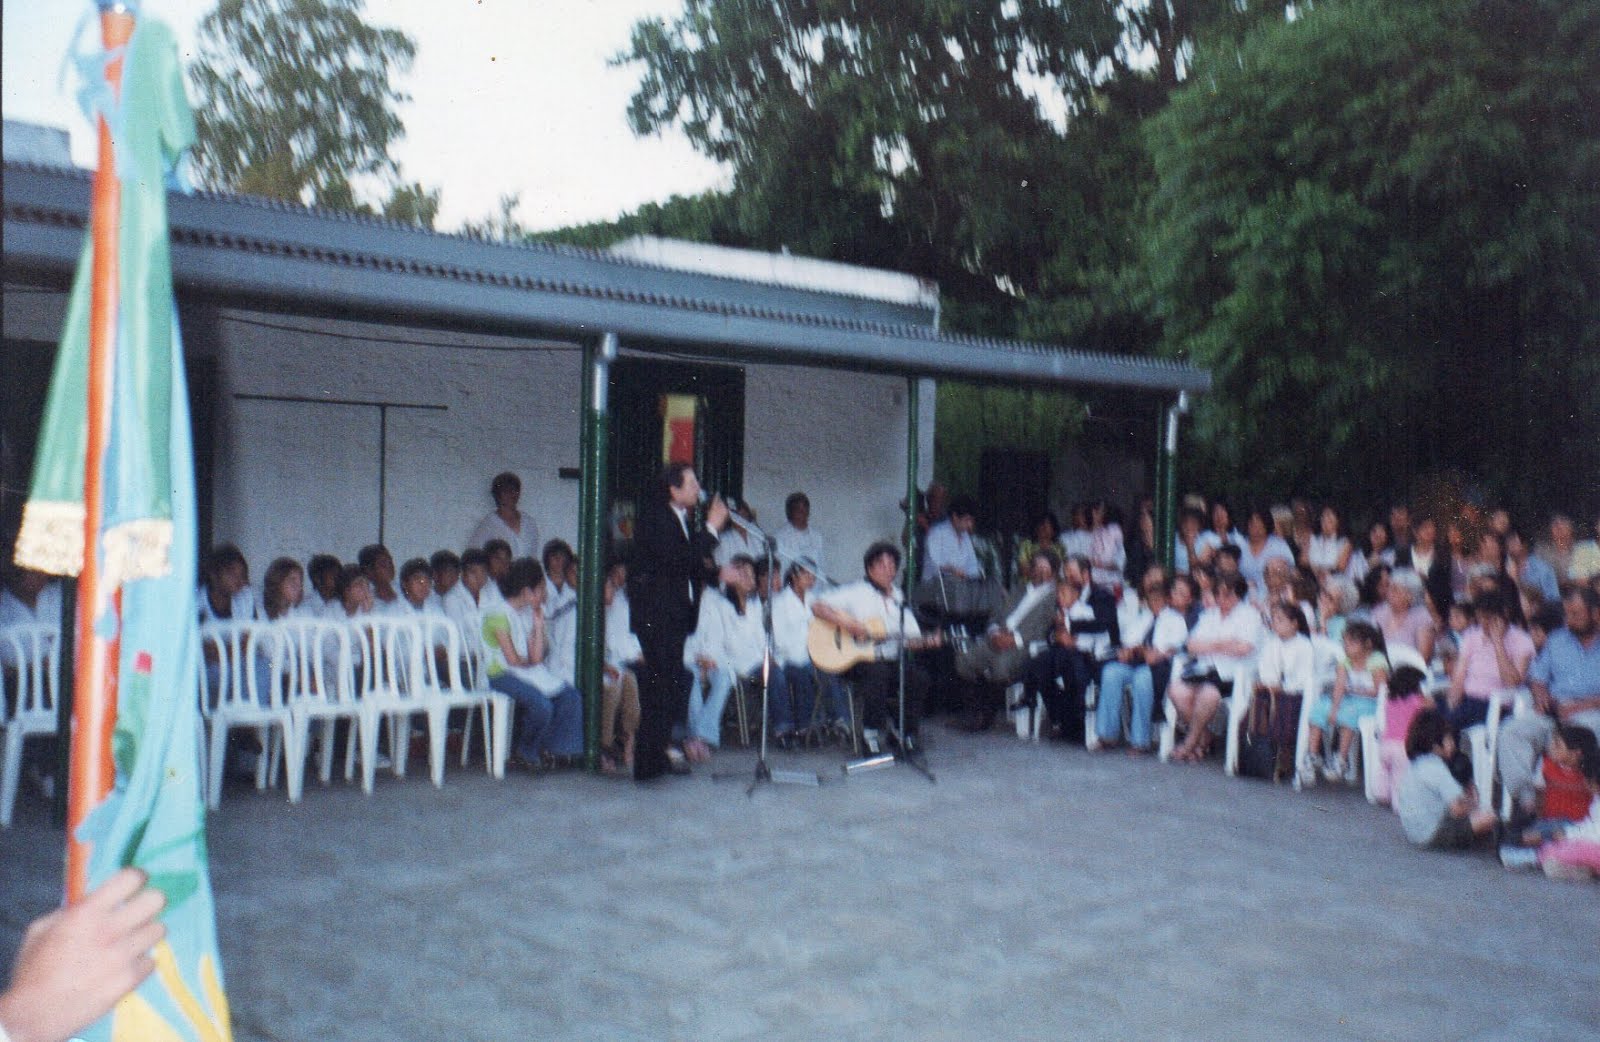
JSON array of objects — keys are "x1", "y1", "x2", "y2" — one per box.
[{"x1": 14, "y1": 8, "x2": 233, "y2": 1040}]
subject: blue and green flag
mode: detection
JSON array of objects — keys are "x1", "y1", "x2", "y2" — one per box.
[{"x1": 14, "y1": 7, "x2": 233, "y2": 1040}]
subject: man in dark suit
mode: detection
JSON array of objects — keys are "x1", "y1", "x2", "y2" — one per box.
[
  {"x1": 1021, "y1": 554, "x2": 1120, "y2": 743},
  {"x1": 628, "y1": 463, "x2": 727, "y2": 782},
  {"x1": 952, "y1": 548, "x2": 1060, "y2": 731}
]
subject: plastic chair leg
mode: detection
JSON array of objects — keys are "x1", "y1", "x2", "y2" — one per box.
[
  {"x1": 489, "y1": 695, "x2": 512, "y2": 779},
  {"x1": 427, "y1": 708, "x2": 447, "y2": 788},
  {"x1": 207, "y1": 721, "x2": 229, "y2": 812},
  {"x1": 461, "y1": 705, "x2": 477, "y2": 767},
  {"x1": 283, "y1": 719, "x2": 306, "y2": 805},
  {"x1": 358, "y1": 712, "x2": 380, "y2": 795},
  {"x1": 0, "y1": 727, "x2": 24, "y2": 828},
  {"x1": 318, "y1": 719, "x2": 337, "y2": 784},
  {"x1": 254, "y1": 726, "x2": 272, "y2": 791}
]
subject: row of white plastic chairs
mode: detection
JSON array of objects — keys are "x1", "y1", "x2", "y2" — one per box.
[
  {"x1": 1, "y1": 625, "x2": 58, "y2": 828},
  {"x1": 200, "y1": 615, "x2": 513, "y2": 810},
  {"x1": 1006, "y1": 637, "x2": 1528, "y2": 817}
]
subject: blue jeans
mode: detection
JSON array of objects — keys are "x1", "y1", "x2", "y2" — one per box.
[
  {"x1": 778, "y1": 664, "x2": 849, "y2": 734},
  {"x1": 688, "y1": 665, "x2": 737, "y2": 747},
  {"x1": 489, "y1": 673, "x2": 583, "y2": 760},
  {"x1": 1096, "y1": 660, "x2": 1156, "y2": 749}
]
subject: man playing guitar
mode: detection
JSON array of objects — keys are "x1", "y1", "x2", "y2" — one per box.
[{"x1": 811, "y1": 541, "x2": 936, "y2": 754}]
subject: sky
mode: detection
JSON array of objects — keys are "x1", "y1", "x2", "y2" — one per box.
[{"x1": 1, "y1": 0, "x2": 729, "y2": 232}]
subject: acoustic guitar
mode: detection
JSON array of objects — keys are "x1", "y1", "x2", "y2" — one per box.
[{"x1": 808, "y1": 615, "x2": 944, "y2": 675}]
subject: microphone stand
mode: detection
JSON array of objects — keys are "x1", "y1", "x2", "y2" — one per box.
[{"x1": 711, "y1": 518, "x2": 822, "y2": 793}]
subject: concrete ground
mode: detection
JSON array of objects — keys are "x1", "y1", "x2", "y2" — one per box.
[{"x1": 3, "y1": 729, "x2": 1598, "y2": 1042}]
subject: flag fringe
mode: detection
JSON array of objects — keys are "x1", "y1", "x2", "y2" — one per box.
[
  {"x1": 104, "y1": 518, "x2": 174, "y2": 588},
  {"x1": 14, "y1": 500, "x2": 87, "y2": 576}
]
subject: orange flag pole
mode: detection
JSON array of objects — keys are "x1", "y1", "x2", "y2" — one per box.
[{"x1": 66, "y1": 3, "x2": 137, "y2": 904}]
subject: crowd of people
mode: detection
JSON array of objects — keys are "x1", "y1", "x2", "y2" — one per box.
[{"x1": 4, "y1": 474, "x2": 1600, "y2": 882}]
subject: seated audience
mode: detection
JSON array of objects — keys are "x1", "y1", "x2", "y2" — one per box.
[
  {"x1": 955, "y1": 549, "x2": 1058, "y2": 733},
  {"x1": 1396, "y1": 708, "x2": 1497, "y2": 850},
  {"x1": 1371, "y1": 568, "x2": 1437, "y2": 663},
  {"x1": 1172, "y1": 507, "x2": 1205, "y2": 576},
  {"x1": 1570, "y1": 512, "x2": 1600, "y2": 581},
  {"x1": 1097, "y1": 573, "x2": 1193, "y2": 754},
  {"x1": 1236, "y1": 508, "x2": 1296, "y2": 592},
  {"x1": 1395, "y1": 515, "x2": 1453, "y2": 615},
  {"x1": 198, "y1": 544, "x2": 259, "y2": 624},
  {"x1": 1166, "y1": 575, "x2": 1261, "y2": 763},
  {"x1": 1316, "y1": 574, "x2": 1359, "y2": 645},
  {"x1": 715, "y1": 500, "x2": 763, "y2": 567},
  {"x1": 479, "y1": 557, "x2": 583, "y2": 768},
  {"x1": 926, "y1": 497, "x2": 984, "y2": 579},
  {"x1": 393, "y1": 558, "x2": 439, "y2": 615},
  {"x1": 1022, "y1": 557, "x2": 1118, "y2": 743},
  {"x1": 1059, "y1": 503, "x2": 1093, "y2": 562},
  {"x1": 1361, "y1": 519, "x2": 1395, "y2": 575},
  {"x1": 1015, "y1": 511, "x2": 1061, "y2": 583},
  {"x1": 541, "y1": 539, "x2": 578, "y2": 686},
  {"x1": 1303, "y1": 504, "x2": 1355, "y2": 581},
  {"x1": 771, "y1": 556, "x2": 849, "y2": 745},
  {"x1": 326, "y1": 565, "x2": 374, "y2": 620},
  {"x1": 444, "y1": 547, "x2": 499, "y2": 640},
  {"x1": 1499, "y1": 724, "x2": 1599, "y2": 871},
  {"x1": 1192, "y1": 499, "x2": 1239, "y2": 569},
  {"x1": 261, "y1": 557, "x2": 315, "y2": 620},
  {"x1": 357, "y1": 544, "x2": 399, "y2": 612},
  {"x1": 483, "y1": 538, "x2": 513, "y2": 589},
  {"x1": 1303, "y1": 621, "x2": 1390, "y2": 785},
  {"x1": 305, "y1": 553, "x2": 341, "y2": 614},
  {"x1": 601, "y1": 559, "x2": 642, "y2": 775},
  {"x1": 683, "y1": 556, "x2": 771, "y2": 762},
  {"x1": 1497, "y1": 587, "x2": 1600, "y2": 815},
  {"x1": 1442, "y1": 590, "x2": 1534, "y2": 732},
  {"x1": 1536, "y1": 514, "x2": 1577, "y2": 584},
  {"x1": 1086, "y1": 499, "x2": 1126, "y2": 591},
  {"x1": 429, "y1": 550, "x2": 462, "y2": 607},
  {"x1": 1505, "y1": 529, "x2": 1559, "y2": 605}
]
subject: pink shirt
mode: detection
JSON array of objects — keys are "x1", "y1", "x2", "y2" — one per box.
[
  {"x1": 1456, "y1": 625, "x2": 1534, "y2": 699},
  {"x1": 1383, "y1": 692, "x2": 1428, "y2": 741},
  {"x1": 1371, "y1": 603, "x2": 1433, "y2": 656}
]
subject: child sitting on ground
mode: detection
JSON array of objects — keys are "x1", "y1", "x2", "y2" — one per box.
[
  {"x1": 1373, "y1": 665, "x2": 1429, "y2": 807},
  {"x1": 1533, "y1": 756, "x2": 1600, "y2": 882},
  {"x1": 1500, "y1": 725, "x2": 1599, "y2": 870},
  {"x1": 1395, "y1": 708, "x2": 1497, "y2": 850}
]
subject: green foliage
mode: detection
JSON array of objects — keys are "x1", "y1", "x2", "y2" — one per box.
[
  {"x1": 934, "y1": 382, "x2": 1086, "y2": 497},
  {"x1": 1140, "y1": 0, "x2": 1600, "y2": 511},
  {"x1": 188, "y1": 0, "x2": 425, "y2": 212},
  {"x1": 381, "y1": 182, "x2": 441, "y2": 230},
  {"x1": 458, "y1": 194, "x2": 530, "y2": 243},
  {"x1": 532, "y1": 192, "x2": 748, "y2": 251}
]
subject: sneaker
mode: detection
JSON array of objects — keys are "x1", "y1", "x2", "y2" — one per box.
[
  {"x1": 862, "y1": 728, "x2": 882, "y2": 755},
  {"x1": 1320, "y1": 754, "x2": 1343, "y2": 783},
  {"x1": 1342, "y1": 754, "x2": 1360, "y2": 785},
  {"x1": 1296, "y1": 758, "x2": 1319, "y2": 788},
  {"x1": 1499, "y1": 846, "x2": 1540, "y2": 872}
]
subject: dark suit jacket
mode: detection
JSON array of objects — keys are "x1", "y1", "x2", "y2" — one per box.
[
  {"x1": 1071, "y1": 584, "x2": 1122, "y2": 648},
  {"x1": 628, "y1": 500, "x2": 721, "y2": 646},
  {"x1": 1395, "y1": 546, "x2": 1454, "y2": 612}
]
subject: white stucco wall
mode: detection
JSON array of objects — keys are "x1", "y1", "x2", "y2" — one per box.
[
  {"x1": 212, "y1": 310, "x2": 583, "y2": 577},
  {"x1": 4, "y1": 287, "x2": 939, "y2": 586},
  {"x1": 742, "y1": 363, "x2": 928, "y2": 583}
]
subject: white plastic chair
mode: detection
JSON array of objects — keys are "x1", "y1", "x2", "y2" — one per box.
[
  {"x1": 1158, "y1": 653, "x2": 1257, "y2": 767},
  {"x1": 410, "y1": 615, "x2": 510, "y2": 785},
  {"x1": 1468, "y1": 687, "x2": 1531, "y2": 816},
  {"x1": 1, "y1": 625, "x2": 59, "y2": 828},
  {"x1": 199, "y1": 621, "x2": 292, "y2": 811},
  {"x1": 1288, "y1": 636, "x2": 1346, "y2": 790},
  {"x1": 276, "y1": 618, "x2": 361, "y2": 803},
  {"x1": 347, "y1": 616, "x2": 426, "y2": 794},
  {"x1": 1007, "y1": 639, "x2": 1049, "y2": 741}
]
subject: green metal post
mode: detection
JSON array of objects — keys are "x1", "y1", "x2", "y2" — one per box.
[
  {"x1": 1154, "y1": 407, "x2": 1171, "y2": 569},
  {"x1": 576, "y1": 332, "x2": 617, "y2": 770},
  {"x1": 904, "y1": 378, "x2": 921, "y2": 590},
  {"x1": 1158, "y1": 394, "x2": 1186, "y2": 569}
]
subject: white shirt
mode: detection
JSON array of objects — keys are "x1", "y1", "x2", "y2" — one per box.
[
  {"x1": 772, "y1": 586, "x2": 814, "y2": 666},
  {"x1": 926, "y1": 519, "x2": 982, "y2": 578},
  {"x1": 604, "y1": 591, "x2": 643, "y2": 669},
  {"x1": 715, "y1": 525, "x2": 764, "y2": 567},
  {"x1": 684, "y1": 589, "x2": 766, "y2": 676},
  {"x1": 543, "y1": 580, "x2": 578, "y2": 684},
  {"x1": 1060, "y1": 530, "x2": 1094, "y2": 560},
  {"x1": 1396, "y1": 753, "x2": 1464, "y2": 845},
  {"x1": 1194, "y1": 529, "x2": 1241, "y2": 560},
  {"x1": 1186, "y1": 601, "x2": 1263, "y2": 676},
  {"x1": 1149, "y1": 607, "x2": 1190, "y2": 655},
  {"x1": 1256, "y1": 633, "x2": 1316, "y2": 694},
  {"x1": 774, "y1": 523, "x2": 827, "y2": 580},
  {"x1": 819, "y1": 579, "x2": 922, "y2": 656},
  {"x1": 1000, "y1": 582, "x2": 1055, "y2": 645},
  {"x1": 468, "y1": 510, "x2": 541, "y2": 560},
  {"x1": 1236, "y1": 536, "x2": 1296, "y2": 587},
  {"x1": 199, "y1": 586, "x2": 260, "y2": 625}
]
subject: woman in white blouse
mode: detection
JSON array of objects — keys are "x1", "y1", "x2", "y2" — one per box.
[{"x1": 683, "y1": 557, "x2": 780, "y2": 762}]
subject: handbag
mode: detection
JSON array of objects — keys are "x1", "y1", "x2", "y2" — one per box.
[{"x1": 1236, "y1": 687, "x2": 1280, "y2": 781}]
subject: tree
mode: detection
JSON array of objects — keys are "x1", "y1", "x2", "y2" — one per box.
[
  {"x1": 1139, "y1": 0, "x2": 1600, "y2": 512},
  {"x1": 188, "y1": 0, "x2": 419, "y2": 211},
  {"x1": 533, "y1": 192, "x2": 747, "y2": 251},
  {"x1": 381, "y1": 182, "x2": 441, "y2": 230}
]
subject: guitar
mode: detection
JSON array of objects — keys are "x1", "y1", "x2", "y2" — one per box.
[{"x1": 807, "y1": 615, "x2": 944, "y2": 675}]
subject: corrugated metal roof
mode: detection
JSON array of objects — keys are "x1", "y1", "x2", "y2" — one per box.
[{"x1": 2, "y1": 161, "x2": 1210, "y2": 395}]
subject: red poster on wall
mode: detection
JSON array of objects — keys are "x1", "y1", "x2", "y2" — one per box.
[{"x1": 662, "y1": 393, "x2": 697, "y2": 465}]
